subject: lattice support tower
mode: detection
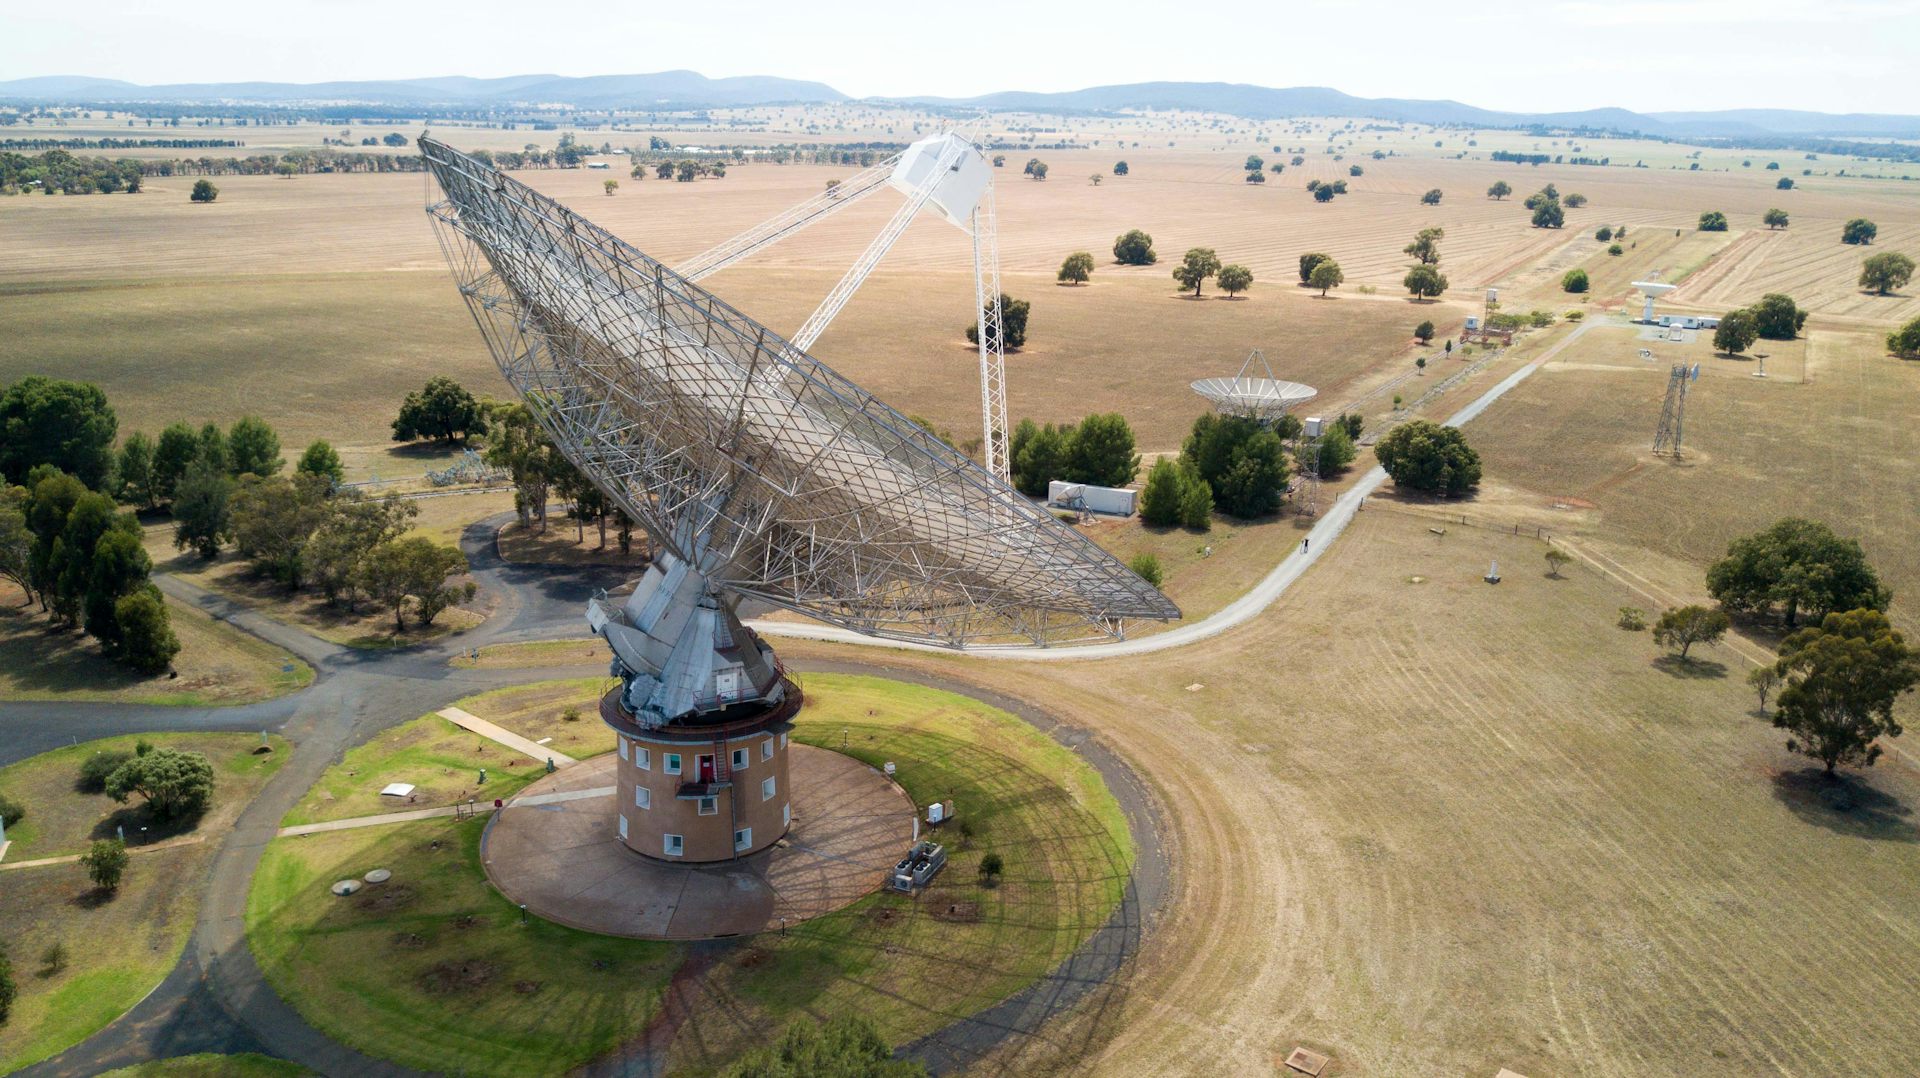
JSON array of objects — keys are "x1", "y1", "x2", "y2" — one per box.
[{"x1": 1651, "y1": 363, "x2": 1696, "y2": 456}]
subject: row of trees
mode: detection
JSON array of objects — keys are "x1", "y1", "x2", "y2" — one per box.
[
  {"x1": 1007, "y1": 414, "x2": 1139, "y2": 497},
  {"x1": 3, "y1": 469, "x2": 178, "y2": 673}
]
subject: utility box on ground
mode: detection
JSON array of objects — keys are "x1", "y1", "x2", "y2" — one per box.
[{"x1": 1047, "y1": 481, "x2": 1138, "y2": 517}]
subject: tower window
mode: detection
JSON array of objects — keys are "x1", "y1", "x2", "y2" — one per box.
[{"x1": 664, "y1": 833, "x2": 683, "y2": 856}]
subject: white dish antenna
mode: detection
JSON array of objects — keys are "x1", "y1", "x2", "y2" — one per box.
[{"x1": 1190, "y1": 350, "x2": 1318, "y2": 421}]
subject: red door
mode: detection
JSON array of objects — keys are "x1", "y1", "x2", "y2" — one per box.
[{"x1": 698, "y1": 755, "x2": 715, "y2": 783}]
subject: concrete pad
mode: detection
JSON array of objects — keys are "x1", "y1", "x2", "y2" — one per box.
[{"x1": 482, "y1": 745, "x2": 913, "y2": 939}]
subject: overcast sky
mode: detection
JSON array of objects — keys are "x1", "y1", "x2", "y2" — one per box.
[{"x1": 5, "y1": 0, "x2": 1917, "y2": 115}]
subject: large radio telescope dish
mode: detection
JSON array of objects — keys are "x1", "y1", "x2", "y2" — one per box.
[
  {"x1": 419, "y1": 137, "x2": 1177, "y2": 647},
  {"x1": 1191, "y1": 350, "x2": 1317, "y2": 422}
]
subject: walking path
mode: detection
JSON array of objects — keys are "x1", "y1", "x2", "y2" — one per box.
[
  {"x1": 437, "y1": 705, "x2": 580, "y2": 766},
  {"x1": 277, "y1": 785, "x2": 616, "y2": 837},
  {"x1": 0, "y1": 834, "x2": 205, "y2": 871}
]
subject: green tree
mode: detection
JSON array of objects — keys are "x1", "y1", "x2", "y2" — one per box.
[
  {"x1": 1374, "y1": 420, "x2": 1481, "y2": 497},
  {"x1": 226, "y1": 415, "x2": 282, "y2": 478},
  {"x1": 1298, "y1": 252, "x2": 1333, "y2": 285},
  {"x1": 1244, "y1": 154, "x2": 1264, "y2": 172},
  {"x1": 484, "y1": 401, "x2": 565, "y2": 530},
  {"x1": 720, "y1": 1013, "x2": 926, "y2": 1078},
  {"x1": 1172, "y1": 248, "x2": 1221, "y2": 297},
  {"x1": 1596, "y1": 225, "x2": 1614, "y2": 241},
  {"x1": 964, "y1": 293, "x2": 1030, "y2": 350},
  {"x1": 1027, "y1": 161, "x2": 1048, "y2": 181},
  {"x1": 1889, "y1": 315, "x2": 1920, "y2": 359},
  {"x1": 0, "y1": 377, "x2": 118, "y2": 490},
  {"x1": 1487, "y1": 180, "x2": 1512, "y2": 200},
  {"x1": 1545, "y1": 547, "x2": 1572, "y2": 578},
  {"x1": 393, "y1": 377, "x2": 488, "y2": 444},
  {"x1": 1057, "y1": 251, "x2": 1095, "y2": 285},
  {"x1": 356, "y1": 536, "x2": 470, "y2": 630},
  {"x1": 105, "y1": 747, "x2": 214, "y2": 820},
  {"x1": 1112, "y1": 229, "x2": 1156, "y2": 265},
  {"x1": 1414, "y1": 320, "x2": 1435, "y2": 343},
  {"x1": 115, "y1": 432, "x2": 155, "y2": 508},
  {"x1": 230, "y1": 473, "x2": 330, "y2": 587},
  {"x1": 81, "y1": 837, "x2": 129, "y2": 891},
  {"x1": 1349, "y1": 164, "x2": 1363, "y2": 177},
  {"x1": 1403, "y1": 227, "x2": 1443, "y2": 264},
  {"x1": 1652, "y1": 604, "x2": 1731, "y2": 660},
  {"x1": 24, "y1": 470, "x2": 85, "y2": 617},
  {"x1": 1763, "y1": 208, "x2": 1790, "y2": 230},
  {"x1": 85, "y1": 526, "x2": 150, "y2": 650},
  {"x1": 1751, "y1": 293, "x2": 1808, "y2": 340},
  {"x1": 1138, "y1": 458, "x2": 1187, "y2": 526},
  {"x1": 1770, "y1": 609, "x2": 1920, "y2": 774},
  {"x1": 1309, "y1": 258, "x2": 1344, "y2": 296},
  {"x1": 50, "y1": 491, "x2": 120, "y2": 629},
  {"x1": 151, "y1": 422, "x2": 198, "y2": 504},
  {"x1": 194, "y1": 422, "x2": 229, "y2": 475},
  {"x1": 1841, "y1": 218, "x2": 1877, "y2": 245},
  {"x1": 1183, "y1": 413, "x2": 1288, "y2": 518},
  {"x1": 1859, "y1": 251, "x2": 1914, "y2": 295},
  {"x1": 1531, "y1": 200, "x2": 1565, "y2": 229},
  {"x1": 1561, "y1": 269, "x2": 1590, "y2": 294},
  {"x1": 306, "y1": 490, "x2": 416, "y2": 608},
  {"x1": 171, "y1": 457, "x2": 233, "y2": 558},
  {"x1": 0, "y1": 485, "x2": 32, "y2": 605},
  {"x1": 1313, "y1": 184, "x2": 1335, "y2": 203},
  {"x1": 79, "y1": 750, "x2": 134, "y2": 792},
  {"x1": 1303, "y1": 420, "x2": 1356, "y2": 477},
  {"x1": 1010, "y1": 419, "x2": 1075, "y2": 498},
  {"x1": 113, "y1": 587, "x2": 180, "y2": 675},
  {"x1": 1776, "y1": 176, "x2": 1794, "y2": 190},
  {"x1": 1243, "y1": 170, "x2": 1264, "y2": 185},
  {"x1": 1707, "y1": 518, "x2": 1889, "y2": 626},
  {"x1": 1403, "y1": 264, "x2": 1449, "y2": 300},
  {"x1": 1698, "y1": 210, "x2": 1729, "y2": 232},
  {"x1": 1216, "y1": 264, "x2": 1253, "y2": 297},
  {"x1": 1564, "y1": 193, "x2": 1588, "y2": 208},
  {"x1": 1421, "y1": 188, "x2": 1442, "y2": 205},
  {"x1": 603, "y1": 178, "x2": 618, "y2": 196},
  {"x1": 189, "y1": 179, "x2": 218, "y2": 203},
  {"x1": 1112, "y1": 160, "x2": 1128, "y2": 176},
  {"x1": 296, "y1": 439, "x2": 345, "y2": 484},
  {"x1": 1748, "y1": 665, "x2": 1780, "y2": 711},
  {"x1": 1713, "y1": 309, "x2": 1759, "y2": 355},
  {"x1": 1128, "y1": 552, "x2": 1163, "y2": 587},
  {"x1": 1066, "y1": 413, "x2": 1139, "y2": 488}
]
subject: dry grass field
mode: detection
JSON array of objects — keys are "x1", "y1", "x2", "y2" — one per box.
[
  {"x1": 1468, "y1": 322, "x2": 1920, "y2": 629},
  {"x1": 781, "y1": 508, "x2": 1920, "y2": 1077},
  {"x1": 0, "y1": 583, "x2": 310, "y2": 706}
]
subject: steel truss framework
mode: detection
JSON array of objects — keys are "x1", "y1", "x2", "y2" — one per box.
[{"x1": 419, "y1": 138, "x2": 1177, "y2": 646}]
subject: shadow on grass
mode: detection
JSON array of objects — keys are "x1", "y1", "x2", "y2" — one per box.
[
  {"x1": 91, "y1": 803, "x2": 208, "y2": 845},
  {"x1": 69, "y1": 886, "x2": 119, "y2": 910},
  {"x1": 1652, "y1": 655, "x2": 1728, "y2": 679},
  {"x1": 1770, "y1": 767, "x2": 1916, "y2": 842}
]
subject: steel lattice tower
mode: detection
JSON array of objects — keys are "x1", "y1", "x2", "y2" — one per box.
[{"x1": 1651, "y1": 364, "x2": 1691, "y2": 456}]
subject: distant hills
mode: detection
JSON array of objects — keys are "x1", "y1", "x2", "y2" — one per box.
[{"x1": 2, "y1": 72, "x2": 1914, "y2": 140}]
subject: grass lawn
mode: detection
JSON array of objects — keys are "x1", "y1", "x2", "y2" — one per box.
[
  {"x1": 0, "y1": 734, "x2": 287, "y2": 1074},
  {"x1": 279, "y1": 679, "x2": 610, "y2": 827},
  {"x1": 248, "y1": 673, "x2": 1132, "y2": 1076},
  {"x1": 450, "y1": 638, "x2": 610, "y2": 670},
  {"x1": 0, "y1": 732, "x2": 288, "y2": 860},
  {"x1": 0, "y1": 587, "x2": 311, "y2": 707},
  {"x1": 101, "y1": 1053, "x2": 312, "y2": 1077},
  {"x1": 248, "y1": 818, "x2": 680, "y2": 1076}
]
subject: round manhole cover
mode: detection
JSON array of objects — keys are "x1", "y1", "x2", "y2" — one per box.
[
  {"x1": 365, "y1": 868, "x2": 392, "y2": 884},
  {"x1": 330, "y1": 879, "x2": 363, "y2": 896}
]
